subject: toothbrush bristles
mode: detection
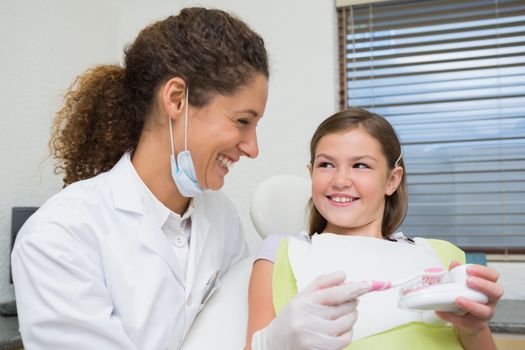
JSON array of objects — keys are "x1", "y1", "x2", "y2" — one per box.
[{"x1": 367, "y1": 267, "x2": 446, "y2": 295}]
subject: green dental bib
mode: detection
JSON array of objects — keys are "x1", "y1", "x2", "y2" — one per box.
[{"x1": 272, "y1": 236, "x2": 466, "y2": 350}]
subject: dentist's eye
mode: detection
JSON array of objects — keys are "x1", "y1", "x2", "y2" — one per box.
[
  {"x1": 237, "y1": 118, "x2": 250, "y2": 126},
  {"x1": 354, "y1": 163, "x2": 369, "y2": 169}
]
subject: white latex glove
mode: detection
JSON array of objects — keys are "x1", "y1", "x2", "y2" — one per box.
[{"x1": 251, "y1": 271, "x2": 371, "y2": 350}]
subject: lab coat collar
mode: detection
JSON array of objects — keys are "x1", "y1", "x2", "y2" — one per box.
[{"x1": 109, "y1": 152, "x2": 144, "y2": 214}]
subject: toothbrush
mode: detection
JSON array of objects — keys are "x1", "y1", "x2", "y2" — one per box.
[{"x1": 367, "y1": 267, "x2": 447, "y2": 293}]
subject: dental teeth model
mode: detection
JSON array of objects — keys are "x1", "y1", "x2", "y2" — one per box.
[
  {"x1": 397, "y1": 264, "x2": 489, "y2": 312},
  {"x1": 364, "y1": 264, "x2": 489, "y2": 312}
]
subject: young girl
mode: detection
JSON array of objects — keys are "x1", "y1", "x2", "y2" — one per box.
[{"x1": 246, "y1": 108, "x2": 504, "y2": 350}]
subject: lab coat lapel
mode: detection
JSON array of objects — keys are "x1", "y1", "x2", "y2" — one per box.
[
  {"x1": 109, "y1": 153, "x2": 185, "y2": 285},
  {"x1": 190, "y1": 195, "x2": 210, "y2": 275},
  {"x1": 140, "y1": 212, "x2": 185, "y2": 286}
]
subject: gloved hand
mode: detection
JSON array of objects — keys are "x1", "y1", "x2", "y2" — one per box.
[{"x1": 251, "y1": 271, "x2": 371, "y2": 350}]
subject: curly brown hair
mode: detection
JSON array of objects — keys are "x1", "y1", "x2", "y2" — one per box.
[
  {"x1": 50, "y1": 7, "x2": 269, "y2": 186},
  {"x1": 307, "y1": 108, "x2": 408, "y2": 238}
]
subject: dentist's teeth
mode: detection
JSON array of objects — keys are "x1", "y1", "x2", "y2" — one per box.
[{"x1": 217, "y1": 155, "x2": 234, "y2": 169}]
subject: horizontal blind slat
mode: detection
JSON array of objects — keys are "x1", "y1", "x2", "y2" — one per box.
[{"x1": 340, "y1": 0, "x2": 525, "y2": 250}]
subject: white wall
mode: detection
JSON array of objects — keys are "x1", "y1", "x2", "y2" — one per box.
[
  {"x1": 0, "y1": 0, "x2": 338, "y2": 303},
  {"x1": 2, "y1": 0, "x2": 522, "y2": 305},
  {"x1": 0, "y1": 0, "x2": 121, "y2": 303}
]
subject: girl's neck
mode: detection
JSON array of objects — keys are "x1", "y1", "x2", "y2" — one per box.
[{"x1": 322, "y1": 222, "x2": 383, "y2": 239}]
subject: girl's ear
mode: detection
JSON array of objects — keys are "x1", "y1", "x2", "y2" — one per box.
[
  {"x1": 307, "y1": 162, "x2": 313, "y2": 178},
  {"x1": 386, "y1": 166, "x2": 403, "y2": 196},
  {"x1": 161, "y1": 77, "x2": 187, "y2": 120}
]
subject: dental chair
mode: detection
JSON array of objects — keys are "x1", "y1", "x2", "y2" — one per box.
[
  {"x1": 180, "y1": 175, "x2": 310, "y2": 349},
  {"x1": 250, "y1": 174, "x2": 311, "y2": 239}
]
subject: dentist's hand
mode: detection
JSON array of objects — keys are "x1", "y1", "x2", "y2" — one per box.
[{"x1": 251, "y1": 271, "x2": 370, "y2": 350}]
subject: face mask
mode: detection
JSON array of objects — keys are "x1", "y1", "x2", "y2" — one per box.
[{"x1": 168, "y1": 87, "x2": 203, "y2": 197}]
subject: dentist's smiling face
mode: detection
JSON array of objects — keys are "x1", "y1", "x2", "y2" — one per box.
[
  {"x1": 309, "y1": 127, "x2": 397, "y2": 238},
  {"x1": 187, "y1": 74, "x2": 268, "y2": 190}
]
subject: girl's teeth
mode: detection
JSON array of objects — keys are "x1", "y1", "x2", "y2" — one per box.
[{"x1": 332, "y1": 196, "x2": 353, "y2": 203}]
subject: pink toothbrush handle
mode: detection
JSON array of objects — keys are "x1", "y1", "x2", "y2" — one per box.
[{"x1": 369, "y1": 281, "x2": 392, "y2": 291}]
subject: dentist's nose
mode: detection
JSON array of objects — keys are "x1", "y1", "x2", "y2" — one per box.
[{"x1": 239, "y1": 129, "x2": 259, "y2": 158}]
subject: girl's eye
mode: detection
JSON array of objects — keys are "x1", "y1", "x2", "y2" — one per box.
[
  {"x1": 237, "y1": 118, "x2": 250, "y2": 126},
  {"x1": 354, "y1": 163, "x2": 369, "y2": 169},
  {"x1": 318, "y1": 162, "x2": 334, "y2": 168}
]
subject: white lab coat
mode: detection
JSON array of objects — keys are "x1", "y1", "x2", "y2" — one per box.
[{"x1": 11, "y1": 153, "x2": 248, "y2": 350}]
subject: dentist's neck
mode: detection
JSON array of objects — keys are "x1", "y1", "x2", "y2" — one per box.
[{"x1": 132, "y1": 121, "x2": 190, "y2": 215}]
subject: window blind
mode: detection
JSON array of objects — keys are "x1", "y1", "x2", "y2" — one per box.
[{"x1": 338, "y1": 0, "x2": 525, "y2": 252}]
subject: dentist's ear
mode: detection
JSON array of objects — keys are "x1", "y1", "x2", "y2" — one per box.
[
  {"x1": 386, "y1": 166, "x2": 403, "y2": 196},
  {"x1": 162, "y1": 77, "x2": 187, "y2": 119}
]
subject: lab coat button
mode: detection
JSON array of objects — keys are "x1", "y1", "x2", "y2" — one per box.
[
  {"x1": 186, "y1": 295, "x2": 192, "y2": 305},
  {"x1": 173, "y1": 234, "x2": 186, "y2": 248}
]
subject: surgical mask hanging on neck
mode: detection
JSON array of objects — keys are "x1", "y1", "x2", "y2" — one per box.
[{"x1": 169, "y1": 87, "x2": 203, "y2": 197}]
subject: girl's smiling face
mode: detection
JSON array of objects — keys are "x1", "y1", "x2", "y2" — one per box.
[{"x1": 309, "y1": 127, "x2": 402, "y2": 238}]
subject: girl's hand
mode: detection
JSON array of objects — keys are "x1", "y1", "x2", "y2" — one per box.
[{"x1": 436, "y1": 262, "x2": 504, "y2": 337}]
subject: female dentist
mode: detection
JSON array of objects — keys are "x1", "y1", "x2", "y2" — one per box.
[{"x1": 12, "y1": 7, "x2": 362, "y2": 350}]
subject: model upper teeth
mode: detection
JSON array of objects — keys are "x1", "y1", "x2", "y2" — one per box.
[
  {"x1": 217, "y1": 154, "x2": 234, "y2": 169},
  {"x1": 332, "y1": 196, "x2": 354, "y2": 203}
]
